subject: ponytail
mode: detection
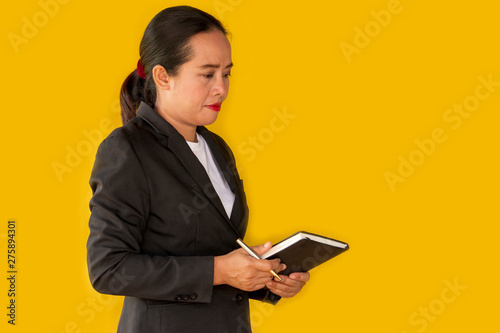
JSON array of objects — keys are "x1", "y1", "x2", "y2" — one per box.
[
  {"x1": 119, "y1": 69, "x2": 156, "y2": 125},
  {"x1": 119, "y1": 6, "x2": 227, "y2": 126}
]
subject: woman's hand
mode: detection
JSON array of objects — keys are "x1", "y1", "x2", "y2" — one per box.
[
  {"x1": 266, "y1": 272, "x2": 310, "y2": 298},
  {"x1": 214, "y1": 241, "x2": 285, "y2": 291}
]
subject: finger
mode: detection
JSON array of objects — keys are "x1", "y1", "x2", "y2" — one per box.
[
  {"x1": 253, "y1": 257, "x2": 281, "y2": 272},
  {"x1": 268, "y1": 287, "x2": 295, "y2": 298},
  {"x1": 270, "y1": 274, "x2": 304, "y2": 288},
  {"x1": 274, "y1": 263, "x2": 286, "y2": 274},
  {"x1": 289, "y1": 272, "x2": 310, "y2": 282},
  {"x1": 267, "y1": 275, "x2": 307, "y2": 298},
  {"x1": 251, "y1": 272, "x2": 278, "y2": 288},
  {"x1": 251, "y1": 241, "x2": 272, "y2": 255},
  {"x1": 256, "y1": 274, "x2": 274, "y2": 288},
  {"x1": 267, "y1": 281, "x2": 304, "y2": 298},
  {"x1": 271, "y1": 276, "x2": 306, "y2": 289}
]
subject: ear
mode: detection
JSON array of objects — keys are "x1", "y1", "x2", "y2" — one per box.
[{"x1": 152, "y1": 64, "x2": 171, "y2": 90}]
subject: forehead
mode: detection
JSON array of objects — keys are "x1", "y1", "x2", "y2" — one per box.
[{"x1": 186, "y1": 30, "x2": 232, "y2": 65}]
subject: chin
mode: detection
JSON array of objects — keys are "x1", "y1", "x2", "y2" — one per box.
[{"x1": 198, "y1": 113, "x2": 219, "y2": 126}]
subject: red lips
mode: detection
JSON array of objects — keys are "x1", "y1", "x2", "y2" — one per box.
[{"x1": 205, "y1": 103, "x2": 221, "y2": 112}]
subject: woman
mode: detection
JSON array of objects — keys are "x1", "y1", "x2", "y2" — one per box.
[{"x1": 87, "y1": 6, "x2": 309, "y2": 332}]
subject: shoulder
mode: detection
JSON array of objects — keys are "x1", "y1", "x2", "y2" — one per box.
[
  {"x1": 93, "y1": 119, "x2": 152, "y2": 173},
  {"x1": 90, "y1": 119, "x2": 150, "y2": 187},
  {"x1": 97, "y1": 116, "x2": 153, "y2": 152}
]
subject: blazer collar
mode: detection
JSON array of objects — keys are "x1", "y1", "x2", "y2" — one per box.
[
  {"x1": 136, "y1": 101, "x2": 176, "y2": 137},
  {"x1": 136, "y1": 102, "x2": 241, "y2": 235}
]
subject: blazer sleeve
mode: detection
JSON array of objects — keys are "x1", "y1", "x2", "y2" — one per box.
[{"x1": 86, "y1": 132, "x2": 214, "y2": 303}]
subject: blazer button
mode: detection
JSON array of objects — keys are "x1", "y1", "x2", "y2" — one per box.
[
  {"x1": 182, "y1": 294, "x2": 190, "y2": 301},
  {"x1": 174, "y1": 294, "x2": 182, "y2": 301},
  {"x1": 234, "y1": 293, "x2": 244, "y2": 304},
  {"x1": 189, "y1": 293, "x2": 197, "y2": 300}
]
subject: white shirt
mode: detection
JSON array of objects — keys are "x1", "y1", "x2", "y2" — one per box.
[{"x1": 186, "y1": 133, "x2": 236, "y2": 217}]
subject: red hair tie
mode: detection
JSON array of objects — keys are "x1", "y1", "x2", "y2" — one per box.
[{"x1": 137, "y1": 59, "x2": 147, "y2": 79}]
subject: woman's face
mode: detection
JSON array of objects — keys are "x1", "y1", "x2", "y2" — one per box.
[{"x1": 156, "y1": 30, "x2": 232, "y2": 132}]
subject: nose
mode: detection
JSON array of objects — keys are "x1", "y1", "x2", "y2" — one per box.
[{"x1": 212, "y1": 74, "x2": 228, "y2": 97}]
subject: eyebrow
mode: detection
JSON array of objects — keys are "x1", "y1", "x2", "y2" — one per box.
[{"x1": 198, "y1": 63, "x2": 233, "y2": 70}]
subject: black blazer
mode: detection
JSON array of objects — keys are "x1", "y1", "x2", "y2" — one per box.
[{"x1": 87, "y1": 102, "x2": 279, "y2": 333}]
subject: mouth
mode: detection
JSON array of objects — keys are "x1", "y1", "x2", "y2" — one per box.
[{"x1": 205, "y1": 102, "x2": 221, "y2": 112}]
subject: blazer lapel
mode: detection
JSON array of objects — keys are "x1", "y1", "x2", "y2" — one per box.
[
  {"x1": 199, "y1": 127, "x2": 248, "y2": 237},
  {"x1": 167, "y1": 133, "x2": 232, "y2": 222},
  {"x1": 136, "y1": 103, "x2": 239, "y2": 235},
  {"x1": 197, "y1": 127, "x2": 238, "y2": 193}
]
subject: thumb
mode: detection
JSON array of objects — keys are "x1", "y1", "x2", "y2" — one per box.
[{"x1": 252, "y1": 241, "x2": 272, "y2": 255}]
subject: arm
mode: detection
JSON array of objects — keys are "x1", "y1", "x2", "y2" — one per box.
[{"x1": 87, "y1": 133, "x2": 214, "y2": 303}]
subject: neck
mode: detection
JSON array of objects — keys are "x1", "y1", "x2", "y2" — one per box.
[
  {"x1": 155, "y1": 103, "x2": 197, "y2": 142},
  {"x1": 174, "y1": 123, "x2": 197, "y2": 142}
]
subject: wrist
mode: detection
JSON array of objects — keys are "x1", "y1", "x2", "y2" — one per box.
[{"x1": 213, "y1": 255, "x2": 226, "y2": 286}]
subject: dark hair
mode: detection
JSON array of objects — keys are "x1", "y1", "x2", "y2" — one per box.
[{"x1": 120, "y1": 6, "x2": 228, "y2": 125}]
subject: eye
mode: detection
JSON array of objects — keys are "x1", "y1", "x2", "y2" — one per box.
[
  {"x1": 203, "y1": 73, "x2": 214, "y2": 78},
  {"x1": 223, "y1": 73, "x2": 231, "y2": 78}
]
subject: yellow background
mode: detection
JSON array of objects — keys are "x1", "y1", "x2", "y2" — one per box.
[{"x1": 2, "y1": 0, "x2": 499, "y2": 332}]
